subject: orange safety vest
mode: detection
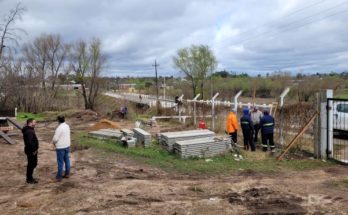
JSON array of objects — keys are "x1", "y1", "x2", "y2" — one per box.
[{"x1": 226, "y1": 112, "x2": 239, "y2": 133}]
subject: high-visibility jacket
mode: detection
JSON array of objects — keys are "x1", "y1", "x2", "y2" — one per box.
[
  {"x1": 226, "y1": 112, "x2": 239, "y2": 133},
  {"x1": 260, "y1": 114, "x2": 275, "y2": 134},
  {"x1": 240, "y1": 114, "x2": 254, "y2": 131}
]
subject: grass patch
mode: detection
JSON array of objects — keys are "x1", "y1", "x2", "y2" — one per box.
[
  {"x1": 336, "y1": 90, "x2": 348, "y2": 99},
  {"x1": 74, "y1": 132, "x2": 333, "y2": 175},
  {"x1": 16, "y1": 112, "x2": 47, "y2": 122}
]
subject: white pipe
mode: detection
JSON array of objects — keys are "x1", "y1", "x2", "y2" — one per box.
[
  {"x1": 192, "y1": 94, "x2": 201, "y2": 126},
  {"x1": 211, "y1": 92, "x2": 219, "y2": 130},
  {"x1": 234, "y1": 91, "x2": 243, "y2": 114}
]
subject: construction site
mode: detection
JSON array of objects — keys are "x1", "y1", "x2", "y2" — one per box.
[
  {"x1": 0, "y1": 86, "x2": 347, "y2": 214},
  {"x1": 1, "y1": 0, "x2": 348, "y2": 214}
]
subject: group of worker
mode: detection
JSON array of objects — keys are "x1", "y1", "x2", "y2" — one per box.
[{"x1": 226, "y1": 106, "x2": 275, "y2": 152}]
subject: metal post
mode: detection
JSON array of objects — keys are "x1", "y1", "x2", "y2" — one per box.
[
  {"x1": 211, "y1": 93, "x2": 219, "y2": 130},
  {"x1": 178, "y1": 94, "x2": 184, "y2": 122},
  {"x1": 192, "y1": 94, "x2": 200, "y2": 126},
  {"x1": 163, "y1": 76, "x2": 166, "y2": 108},
  {"x1": 319, "y1": 90, "x2": 333, "y2": 159},
  {"x1": 234, "y1": 91, "x2": 243, "y2": 116},
  {"x1": 279, "y1": 87, "x2": 290, "y2": 145}
]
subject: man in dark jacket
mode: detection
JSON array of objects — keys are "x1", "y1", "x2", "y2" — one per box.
[
  {"x1": 260, "y1": 109, "x2": 275, "y2": 152},
  {"x1": 240, "y1": 108, "x2": 255, "y2": 151},
  {"x1": 22, "y1": 118, "x2": 39, "y2": 184}
]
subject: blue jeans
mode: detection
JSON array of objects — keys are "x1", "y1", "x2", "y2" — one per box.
[{"x1": 56, "y1": 147, "x2": 71, "y2": 179}]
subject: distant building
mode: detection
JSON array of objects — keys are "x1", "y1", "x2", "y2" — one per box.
[{"x1": 118, "y1": 83, "x2": 136, "y2": 91}]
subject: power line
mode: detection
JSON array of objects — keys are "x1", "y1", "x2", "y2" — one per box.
[
  {"x1": 239, "y1": 7, "x2": 348, "y2": 45},
  {"x1": 214, "y1": 1, "x2": 348, "y2": 47},
  {"x1": 233, "y1": 0, "x2": 329, "y2": 39},
  {"x1": 235, "y1": 1, "x2": 348, "y2": 44},
  {"x1": 214, "y1": 0, "x2": 330, "y2": 47}
]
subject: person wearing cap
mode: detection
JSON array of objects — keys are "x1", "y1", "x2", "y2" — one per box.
[
  {"x1": 251, "y1": 106, "x2": 263, "y2": 143},
  {"x1": 240, "y1": 108, "x2": 255, "y2": 151},
  {"x1": 52, "y1": 116, "x2": 71, "y2": 182},
  {"x1": 260, "y1": 109, "x2": 275, "y2": 152},
  {"x1": 226, "y1": 109, "x2": 239, "y2": 146}
]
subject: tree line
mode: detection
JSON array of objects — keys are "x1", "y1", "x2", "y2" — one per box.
[{"x1": 0, "y1": 3, "x2": 105, "y2": 112}]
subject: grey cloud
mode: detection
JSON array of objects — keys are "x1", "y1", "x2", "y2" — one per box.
[{"x1": 1, "y1": 0, "x2": 348, "y2": 76}]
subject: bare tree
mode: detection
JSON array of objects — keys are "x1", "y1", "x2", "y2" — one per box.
[
  {"x1": 70, "y1": 38, "x2": 105, "y2": 110},
  {"x1": 0, "y1": 2, "x2": 26, "y2": 60},
  {"x1": 88, "y1": 38, "x2": 104, "y2": 110},
  {"x1": 22, "y1": 33, "x2": 69, "y2": 91},
  {"x1": 22, "y1": 34, "x2": 49, "y2": 89},
  {"x1": 46, "y1": 34, "x2": 70, "y2": 91}
]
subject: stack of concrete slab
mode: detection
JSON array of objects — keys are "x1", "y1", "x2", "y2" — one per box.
[
  {"x1": 173, "y1": 137, "x2": 230, "y2": 158},
  {"x1": 121, "y1": 129, "x2": 134, "y2": 138},
  {"x1": 133, "y1": 128, "x2": 151, "y2": 147},
  {"x1": 158, "y1": 129, "x2": 215, "y2": 152},
  {"x1": 88, "y1": 129, "x2": 123, "y2": 140}
]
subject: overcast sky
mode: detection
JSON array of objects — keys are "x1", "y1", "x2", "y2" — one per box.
[{"x1": 1, "y1": 0, "x2": 348, "y2": 76}]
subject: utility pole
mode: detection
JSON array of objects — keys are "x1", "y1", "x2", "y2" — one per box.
[
  {"x1": 152, "y1": 59, "x2": 160, "y2": 114},
  {"x1": 163, "y1": 76, "x2": 166, "y2": 108}
]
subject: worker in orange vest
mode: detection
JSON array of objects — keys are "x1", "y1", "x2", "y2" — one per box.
[{"x1": 226, "y1": 109, "x2": 239, "y2": 145}]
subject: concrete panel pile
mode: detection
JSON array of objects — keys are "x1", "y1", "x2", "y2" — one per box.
[
  {"x1": 173, "y1": 137, "x2": 230, "y2": 158},
  {"x1": 121, "y1": 129, "x2": 134, "y2": 138},
  {"x1": 133, "y1": 128, "x2": 151, "y2": 148},
  {"x1": 158, "y1": 129, "x2": 215, "y2": 152},
  {"x1": 88, "y1": 129, "x2": 123, "y2": 140}
]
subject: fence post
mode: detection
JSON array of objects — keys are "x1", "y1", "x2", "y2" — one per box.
[
  {"x1": 315, "y1": 89, "x2": 333, "y2": 159},
  {"x1": 233, "y1": 91, "x2": 243, "y2": 115},
  {"x1": 178, "y1": 94, "x2": 184, "y2": 122},
  {"x1": 211, "y1": 93, "x2": 219, "y2": 130},
  {"x1": 192, "y1": 94, "x2": 200, "y2": 126},
  {"x1": 279, "y1": 88, "x2": 290, "y2": 146}
]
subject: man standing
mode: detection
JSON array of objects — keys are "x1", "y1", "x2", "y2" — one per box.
[
  {"x1": 22, "y1": 118, "x2": 39, "y2": 184},
  {"x1": 52, "y1": 116, "x2": 71, "y2": 182},
  {"x1": 260, "y1": 109, "x2": 275, "y2": 152},
  {"x1": 226, "y1": 109, "x2": 239, "y2": 146},
  {"x1": 251, "y1": 106, "x2": 263, "y2": 143},
  {"x1": 240, "y1": 108, "x2": 255, "y2": 151}
]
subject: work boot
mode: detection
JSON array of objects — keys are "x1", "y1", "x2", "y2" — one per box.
[
  {"x1": 63, "y1": 174, "x2": 70, "y2": 179},
  {"x1": 26, "y1": 179, "x2": 38, "y2": 184}
]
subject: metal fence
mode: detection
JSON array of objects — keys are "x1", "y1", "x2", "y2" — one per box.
[{"x1": 327, "y1": 98, "x2": 348, "y2": 164}]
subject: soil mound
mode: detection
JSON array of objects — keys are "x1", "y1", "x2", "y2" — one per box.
[{"x1": 88, "y1": 119, "x2": 121, "y2": 131}]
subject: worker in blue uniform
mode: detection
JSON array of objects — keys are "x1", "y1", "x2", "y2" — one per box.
[{"x1": 260, "y1": 109, "x2": 275, "y2": 152}]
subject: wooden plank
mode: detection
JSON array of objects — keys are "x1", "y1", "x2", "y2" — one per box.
[
  {"x1": 277, "y1": 112, "x2": 319, "y2": 161},
  {"x1": 6, "y1": 118, "x2": 22, "y2": 130},
  {"x1": 0, "y1": 131, "x2": 16, "y2": 145}
]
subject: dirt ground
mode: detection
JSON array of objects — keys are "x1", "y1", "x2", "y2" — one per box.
[{"x1": 0, "y1": 120, "x2": 347, "y2": 215}]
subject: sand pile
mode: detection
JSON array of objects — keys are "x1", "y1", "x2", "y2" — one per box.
[{"x1": 88, "y1": 119, "x2": 121, "y2": 131}]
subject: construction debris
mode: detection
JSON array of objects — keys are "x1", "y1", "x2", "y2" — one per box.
[
  {"x1": 0, "y1": 131, "x2": 16, "y2": 145},
  {"x1": 88, "y1": 129, "x2": 123, "y2": 139},
  {"x1": 0, "y1": 117, "x2": 22, "y2": 145},
  {"x1": 133, "y1": 128, "x2": 151, "y2": 147},
  {"x1": 121, "y1": 137, "x2": 137, "y2": 148},
  {"x1": 158, "y1": 129, "x2": 215, "y2": 152},
  {"x1": 121, "y1": 129, "x2": 134, "y2": 138},
  {"x1": 173, "y1": 137, "x2": 230, "y2": 158}
]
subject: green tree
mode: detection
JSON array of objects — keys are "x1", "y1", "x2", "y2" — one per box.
[{"x1": 173, "y1": 44, "x2": 217, "y2": 98}]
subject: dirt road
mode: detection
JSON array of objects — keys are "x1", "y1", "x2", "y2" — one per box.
[{"x1": 0, "y1": 123, "x2": 347, "y2": 214}]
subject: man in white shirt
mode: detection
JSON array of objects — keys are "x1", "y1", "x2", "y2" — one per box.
[
  {"x1": 251, "y1": 106, "x2": 263, "y2": 144},
  {"x1": 52, "y1": 116, "x2": 71, "y2": 182}
]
